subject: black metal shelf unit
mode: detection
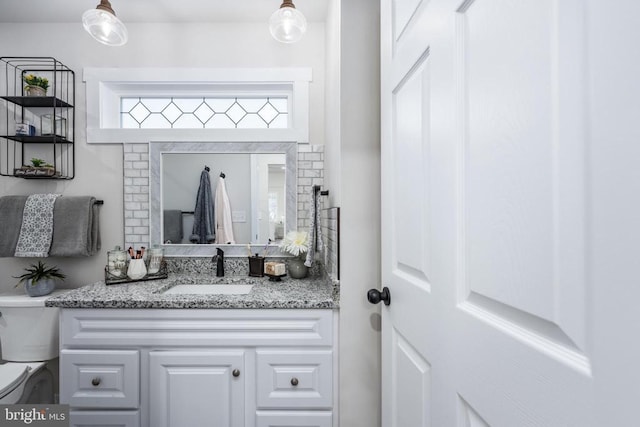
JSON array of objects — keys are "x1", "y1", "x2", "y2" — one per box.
[{"x1": 0, "y1": 57, "x2": 75, "y2": 179}]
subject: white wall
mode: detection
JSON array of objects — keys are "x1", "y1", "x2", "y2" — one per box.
[
  {"x1": 324, "y1": 0, "x2": 341, "y2": 206},
  {"x1": 324, "y1": 0, "x2": 382, "y2": 426},
  {"x1": 0, "y1": 22, "x2": 325, "y2": 291}
]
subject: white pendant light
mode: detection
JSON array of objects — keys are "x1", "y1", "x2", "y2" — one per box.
[
  {"x1": 82, "y1": 0, "x2": 128, "y2": 47},
  {"x1": 269, "y1": 0, "x2": 307, "y2": 44}
]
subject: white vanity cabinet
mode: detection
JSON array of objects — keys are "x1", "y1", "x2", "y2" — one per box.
[{"x1": 58, "y1": 308, "x2": 337, "y2": 427}]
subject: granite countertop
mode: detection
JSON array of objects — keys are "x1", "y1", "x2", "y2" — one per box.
[{"x1": 45, "y1": 274, "x2": 339, "y2": 309}]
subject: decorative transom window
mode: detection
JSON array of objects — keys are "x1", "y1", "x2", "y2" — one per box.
[
  {"x1": 120, "y1": 97, "x2": 289, "y2": 129},
  {"x1": 84, "y1": 68, "x2": 311, "y2": 143}
]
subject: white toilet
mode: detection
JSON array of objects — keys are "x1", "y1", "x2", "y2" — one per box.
[{"x1": 0, "y1": 290, "x2": 65, "y2": 404}]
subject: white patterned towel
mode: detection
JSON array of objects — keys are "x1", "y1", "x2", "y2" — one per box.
[{"x1": 14, "y1": 194, "x2": 61, "y2": 257}]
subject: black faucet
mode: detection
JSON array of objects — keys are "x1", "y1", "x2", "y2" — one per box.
[{"x1": 213, "y1": 248, "x2": 224, "y2": 277}]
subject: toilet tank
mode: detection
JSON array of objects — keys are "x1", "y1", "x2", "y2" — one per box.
[{"x1": 0, "y1": 290, "x2": 64, "y2": 362}]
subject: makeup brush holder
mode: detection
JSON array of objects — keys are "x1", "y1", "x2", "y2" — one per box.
[{"x1": 127, "y1": 259, "x2": 147, "y2": 280}]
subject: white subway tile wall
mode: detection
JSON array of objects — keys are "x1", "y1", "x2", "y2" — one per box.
[
  {"x1": 321, "y1": 207, "x2": 340, "y2": 280},
  {"x1": 123, "y1": 143, "x2": 150, "y2": 246},
  {"x1": 123, "y1": 143, "x2": 325, "y2": 250},
  {"x1": 296, "y1": 144, "x2": 325, "y2": 231}
]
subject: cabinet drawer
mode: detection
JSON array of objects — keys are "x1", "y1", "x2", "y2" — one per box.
[
  {"x1": 256, "y1": 349, "x2": 333, "y2": 409},
  {"x1": 256, "y1": 411, "x2": 332, "y2": 427},
  {"x1": 69, "y1": 410, "x2": 139, "y2": 427},
  {"x1": 61, "y1": 350, "x2": 139, "y2": 409},
  {"x1": 61, "y1": 309, "x2": 333, "y2": 347}
]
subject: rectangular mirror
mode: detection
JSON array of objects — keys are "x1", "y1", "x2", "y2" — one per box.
[
  {"x1": 162, "y1": 153, "x2": 286, "y2": 244},
  {"x1": 150, "y1": 142, "x2": 297, "y2": 257}
]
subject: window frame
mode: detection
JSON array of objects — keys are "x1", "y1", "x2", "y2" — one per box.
[{"x1": 84, "y1": 67, "x2": 312, "y2": 144}]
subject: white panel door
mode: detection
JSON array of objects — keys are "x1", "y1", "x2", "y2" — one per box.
[
  {"x1": 379, "y1": 0, "x2": 640, "y2": 425},
  {"x1": 149, "y1": 350, "x2": 245, "y2": 427}
]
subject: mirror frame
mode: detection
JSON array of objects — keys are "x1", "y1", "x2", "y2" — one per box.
[{"x1": 150, "y1": 141, "x2": 298, "y2": 257}]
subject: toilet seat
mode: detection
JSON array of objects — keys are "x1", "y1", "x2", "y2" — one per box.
[
  {"x1": 0, "y1": 364, "x2": 29, "y2": 399},
  {"x1": 0, "y1": 362, "x2": 46, "y2": 403}
]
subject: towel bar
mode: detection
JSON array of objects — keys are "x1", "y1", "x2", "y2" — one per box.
[{"x1": 312, "y1": 185, "x2": 329, "y2": 196}]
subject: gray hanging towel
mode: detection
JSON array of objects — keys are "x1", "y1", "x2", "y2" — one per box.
[
  {"x1": 305, "y1": 185, "x2": 324, "y2": 267},
  {"x1": 189, "y1": 169, "x2": 215, "y2": 244},
  {"x1": 0, "y1": 195, "x2": 28, "y2": 257},
  {"x1": 49, "y1": 196, "x2": 101, "y2": 257},
  {"x1": 163, "y1": 210, "x2": 184, "y2": 244}
]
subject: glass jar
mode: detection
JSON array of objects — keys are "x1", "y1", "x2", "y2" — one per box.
[
  {"x1": 147, "y1": 247, "x2": 164, "y2": 275},
  {"x1": 107, "y1": 246, "x2": 128, "y2": 277}
]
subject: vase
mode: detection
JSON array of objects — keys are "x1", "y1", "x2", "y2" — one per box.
[
  {"x1": 25, "y1": 85, "x2": 46, "y2": 97},
  {"x1": 24, "y1": 278, "x2": 55, "y2": 297},
  {"x1": 287, "y1": 257, "x2": 309, "y2": 279}
]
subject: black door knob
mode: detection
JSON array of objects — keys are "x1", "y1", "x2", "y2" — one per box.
[{"x1": 367, "y1": 287, "x2": 391, "y2": 306}]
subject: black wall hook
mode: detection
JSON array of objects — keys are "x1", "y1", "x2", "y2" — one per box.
[
  {"x1": 220, "y1": 172, "x2": 226, "y2": 178},
  {"x1": 204, "y1": 166, "x2": 210, "y2": 172},
  {"x1": 313, "y1": 185, "x2": 329, "y2": 196}
]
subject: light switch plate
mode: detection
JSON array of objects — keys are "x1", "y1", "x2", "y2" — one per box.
[{"x1": 232, "y1": 211, "x2": 246, "y2": 222}]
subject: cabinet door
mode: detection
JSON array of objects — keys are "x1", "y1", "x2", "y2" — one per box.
[
  {"x1": 256, "y1": 411, "x2": 332, "y2": 427},
  {"x1": 149, "y1": 350, "x2": 245, "y2": 427},
  {"x1": 69, "y1": 410, "x2": 139, "y2": 427}
]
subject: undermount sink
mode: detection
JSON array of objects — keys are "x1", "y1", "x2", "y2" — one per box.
[{"x1": 162, "y1": 284, "x2": 254, "y2": 295}]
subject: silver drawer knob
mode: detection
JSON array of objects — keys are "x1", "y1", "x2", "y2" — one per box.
[
  {"x1": 91, "y1": 377, "x2": 101, "y2": 387},
  {"x1": 291, "y1": 377, "x2": 299, "y2": 386},
  {"x1": 232, "y1": 369, "x2": 240, "y2": 377}
]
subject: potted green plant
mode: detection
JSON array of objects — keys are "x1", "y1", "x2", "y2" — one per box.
[
  {"x1": 14, "y1": 261, "x2": 66, "y2": 297},
  {"x1": 14, "y1": 158, "x2": 56, "y2": 177},
  {"x1": 22, "y1": 74, "x2": 49, "y2": 96}
]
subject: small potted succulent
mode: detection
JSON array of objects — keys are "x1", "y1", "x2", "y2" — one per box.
[
  {"x1": 23, "y1": 74, "x2": 49, "y2": 96},
  {"x1": 14, "y1": 261, "x2": 66, "y2": 297}
]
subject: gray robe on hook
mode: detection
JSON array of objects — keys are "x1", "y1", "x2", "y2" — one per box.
[{"x1": 189, "y1": 169, "x2": 215, "y2": 244}]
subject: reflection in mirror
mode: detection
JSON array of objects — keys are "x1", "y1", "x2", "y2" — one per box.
[
  {"x1": 162, "y1": 153, "x2": 286, "y2": 244},
  {"x1": 150, "y1": 142, "x2": 297, "y2": 257}
]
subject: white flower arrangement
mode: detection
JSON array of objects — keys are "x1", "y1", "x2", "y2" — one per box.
[{"x1": 279, "y1": 231, "x2": 309, "y2": 257}]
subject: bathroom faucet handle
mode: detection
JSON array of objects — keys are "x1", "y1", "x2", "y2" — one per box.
[{"x1": 212, "y1": 247, "x2": 225, "y2": 260}]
